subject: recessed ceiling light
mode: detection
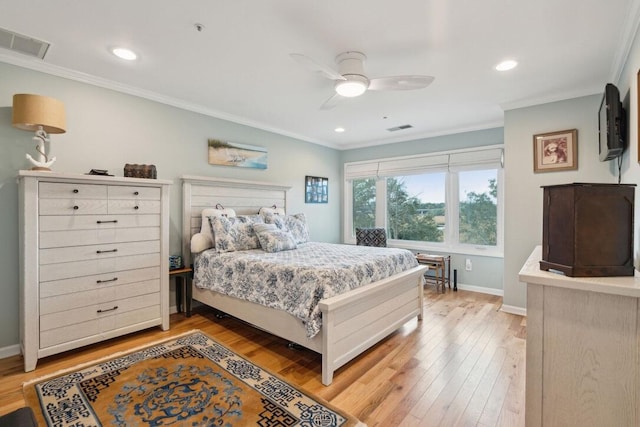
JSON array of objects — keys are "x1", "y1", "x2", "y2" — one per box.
[
  {"x1": 334, "y1": 127, "x2": 346, "y2": 133},
  {"x1": 112, "y1": 47, "x2": 137, "y2": 61},
  {"x1": 495, "y1": 59, "x2": 518, "y2": 71}
]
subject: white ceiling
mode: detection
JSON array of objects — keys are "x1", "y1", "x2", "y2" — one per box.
[{"x1": 1, "y1": 0, "x2": 639, "y2": 150}]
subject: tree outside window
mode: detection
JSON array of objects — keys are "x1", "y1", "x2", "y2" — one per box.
[
  {"x1": 386, "y1": 175, "x2": 444, "y2": 242},
  {"x1": 459, "y1": 170, "x2": 497, "y2": 246},
  {"x1": 352, "y1": 178, "x2": 376, "y2": 230}
]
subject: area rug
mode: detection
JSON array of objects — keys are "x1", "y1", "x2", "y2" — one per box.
[{"x1": 23, "y1": 330, "x2": 365, "y2": 426}]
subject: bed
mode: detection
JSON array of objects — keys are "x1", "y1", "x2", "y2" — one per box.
[{"x1": 181, "y1": 175, "x2": 427, "y2": 385}]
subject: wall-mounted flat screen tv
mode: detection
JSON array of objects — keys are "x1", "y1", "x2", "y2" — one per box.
[{"x1": 598, "y1": 83, "x2": 625, "y2": 161}]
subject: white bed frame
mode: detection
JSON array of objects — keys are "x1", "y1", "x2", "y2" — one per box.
[{"x1": 181, "y1": 175, "x2": 427, "y2": 385}]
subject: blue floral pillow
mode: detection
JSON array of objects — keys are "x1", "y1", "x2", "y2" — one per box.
[
  {"x1": 254, "y1": 223, "x2": 297, "y2": 253},
  {"x1": 285, "y1": 213, "x2": 309, "y2": 244},
  {"x1": 264, "y1": 214, "x2": 286, "y2": 229},
  {"x1": 209, "y1": 215, "x2": 262, "y2": 253},
  {"x1": 265, "y1": 213, "x2": 309, "y2": 244}
]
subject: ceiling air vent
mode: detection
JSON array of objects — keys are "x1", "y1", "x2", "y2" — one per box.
[
  {"x1": 387, "y1": 124, "x2": 413, "y2": 132},
  {"x1": 0, "y1": 27, "x2": 49, "y2": 59}
]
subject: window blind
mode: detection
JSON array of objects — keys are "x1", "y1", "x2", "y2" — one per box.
[
  {"x1": 448, "y1": 147, "x2": 504, "y2": 171},
  {"x1": 344, "y1": 146, "x2": 503, "y2": 180}
]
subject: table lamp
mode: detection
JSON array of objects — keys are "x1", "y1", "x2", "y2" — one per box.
[{"x1": 12, "y1": 94, "x2": 66, "y2": 171}]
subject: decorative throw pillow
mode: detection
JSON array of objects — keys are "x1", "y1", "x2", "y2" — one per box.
[
  {"x1": 254, "y1": 223, "x2": 297, "y2": 253},
  {"x1": 239, "y1": 214, "x2": 265, "y2": 225},
  {"x1": 264, "y1": 213, "x2": 309, "y2": 244},
  {"x1": 264, "y1": 213, "x2": 287, "y2": 230},
  {"x1": 190, "y1": 207, "x2": 236, "y2": 253},
  {"x1": 210, "y1": 215, "x2": 260, "y2": 253},
  {"x1": 284, "y1": 213, "x2": 310, "y2": 244}
]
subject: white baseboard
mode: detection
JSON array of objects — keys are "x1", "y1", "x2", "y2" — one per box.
[
  {"x1": 455, "y1": 283, "x2": 504, "y2": 296},
  {"x1": 500, "y1": 304, "x2": 527, "y2": 317},
  {"x1": 0, "y1": 343, "x2": 21, "y2": 359},
  {"x1": 1, "y1": 306, "x2": 183, "y2": 361},
  {"x1": 449, "y1": 284, "x2": 527, "y2": 316}
]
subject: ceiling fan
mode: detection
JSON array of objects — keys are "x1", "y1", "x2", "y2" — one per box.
[{"x1": 290, "y1": 51, "x2": 435, "y2": 110}]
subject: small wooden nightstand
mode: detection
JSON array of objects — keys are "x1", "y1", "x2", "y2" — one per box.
[{"x1": 169, "y1": 267, "x2": 193, "y2": 317}]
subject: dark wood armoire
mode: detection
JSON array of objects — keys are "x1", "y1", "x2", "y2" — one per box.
[{"x1": 540, "y1": 183, "x2": 635, "y2": 277}]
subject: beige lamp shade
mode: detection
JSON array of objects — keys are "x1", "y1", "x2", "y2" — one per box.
[{"x1": 12, "y1": 94, "x2": 66, "y2": 134}]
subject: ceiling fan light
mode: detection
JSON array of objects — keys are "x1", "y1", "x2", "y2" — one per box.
[{"x1": 335, "y1": 79, "x2": 367, "y2": 97}]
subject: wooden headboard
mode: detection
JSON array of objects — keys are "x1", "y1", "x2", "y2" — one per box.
[{"x1": 181, "y1": 175, "x2": 291, "y2": 266}]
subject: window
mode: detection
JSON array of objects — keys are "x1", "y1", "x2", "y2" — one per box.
[
  {"x1": 352, "y1": 178, "x2": 376, "y2": 229},
  {"x1": 386, "y1": 174, "x2": 445, "y2": 243},
  {"x1": 459, "y1": 169, "x2": 497, "y2": 246},
  {"x1": 345, "y1": 146, "x2": 503, "y2": 256}
]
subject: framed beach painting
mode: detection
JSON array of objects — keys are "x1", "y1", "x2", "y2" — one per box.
[{"x1": 208, "y1": 139, "x2": 267, "y2": 169}]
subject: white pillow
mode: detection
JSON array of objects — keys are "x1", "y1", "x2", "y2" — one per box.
[
  {"x1": 190, "y1": 233, "x2": 210, "y2": 253},
  {"x1": 190, "y1": 207, "x2": 236, "y2": 253},
  {"x1": 259, "y1": 206, "x2": 286, "y2": 217}
]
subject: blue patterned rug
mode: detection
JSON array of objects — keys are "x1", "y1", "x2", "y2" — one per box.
[{"x1": 24, "y1": 331, "x2": 365, "y2": 426}]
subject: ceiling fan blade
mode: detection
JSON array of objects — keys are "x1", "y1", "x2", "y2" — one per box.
[
  {"x1": 290, "y1": 53, "x2": 346, "y2": 81},
  {"x1": 320, "y1": 93, "x2": 343, "y2": 110},
  {"x1": 368, "y1": 75, "x2": 435, "y2": 91}
]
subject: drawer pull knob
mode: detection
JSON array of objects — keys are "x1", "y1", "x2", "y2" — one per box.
[
  {"x1": 134, "y1": 191, "x2": 139, "y2": 195},
  {"x1": 97, "y1": 306, "x2": 118, "y2": 313},
  {"x1": 73, "y1": 189, "x2": 79, "y2": 193},
  {"x1": 134, "y1": 205, "x2": 139, "y2": 210},
  {"x1": 96, "y1": 249, "x2": 118, "y2": 254},
  {"x1": 73, "y1": 205, "x2": 79, "y2": 210},
  {"x1": 97, "y1": 277, "x2": 118, "y2": 284},
  {"x1": 97, "y1": 220, "x2": 118, "y2": 224}
]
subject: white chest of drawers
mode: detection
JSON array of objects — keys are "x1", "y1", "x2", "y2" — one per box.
[{"x1": 18, "y1": 171, "x2": 172, "y2": 371}]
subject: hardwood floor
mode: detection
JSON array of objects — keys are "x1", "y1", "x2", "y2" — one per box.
[{"x1": 0, "y1": 287, "x2": 526, "y2": 426}]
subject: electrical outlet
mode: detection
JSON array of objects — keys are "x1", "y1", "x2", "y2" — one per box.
[{"x1": 465, "y1": 258, "x2": 472, "y2": 271}]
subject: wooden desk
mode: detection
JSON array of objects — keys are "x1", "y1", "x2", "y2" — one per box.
[
  {"x1": 416, "y1": 254, "x2": 452, "y2": 293},
  {"x1": 169, "y1": 267, "x2": 193, "y2": 317}
]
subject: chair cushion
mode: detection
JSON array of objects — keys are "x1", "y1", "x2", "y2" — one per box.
[{"x1": 356, "y1": 227, "x2": 387, "y2": 247}]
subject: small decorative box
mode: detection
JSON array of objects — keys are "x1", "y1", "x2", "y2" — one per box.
[
  {"x1": 124, "y1": 164, "x2": 157, "y2": 179},
  {"x1": 169, "y1": 255, "x2": 183, "y2": 270}
]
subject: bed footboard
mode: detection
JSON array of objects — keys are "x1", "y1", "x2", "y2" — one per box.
[
  {"x1": 319, "y1": 265, "x2": 426, "y2": 385},
  {"x1": 192, "y1": 264, "x2": 426, "y2": 386}
]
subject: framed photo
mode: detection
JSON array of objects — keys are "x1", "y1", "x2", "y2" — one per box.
[
  {"x1": 533, "y1": 129, "x2": 578, "y2": 172},
  {"x1": 305, "y1": 176, "x2": 328, "y2": 203}
]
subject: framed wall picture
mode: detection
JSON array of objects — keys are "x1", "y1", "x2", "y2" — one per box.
[
  {"x1": 305, "y1": 176, "x2": 328, "y2": 203},
  {"x1": 208, "y1": 139, "x2": 267, "y2": 169},
  {"x1": 533, "y1": 129, "x2": 578, "y2": 172}
]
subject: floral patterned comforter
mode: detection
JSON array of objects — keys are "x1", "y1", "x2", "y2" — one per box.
[{"x1": 194, "y1": 242, "x2": 419, "y2": 337}]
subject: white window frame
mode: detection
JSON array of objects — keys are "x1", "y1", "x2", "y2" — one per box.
[{"x1": 344, "y1": 145, "x2": 504, "y2": 258}]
